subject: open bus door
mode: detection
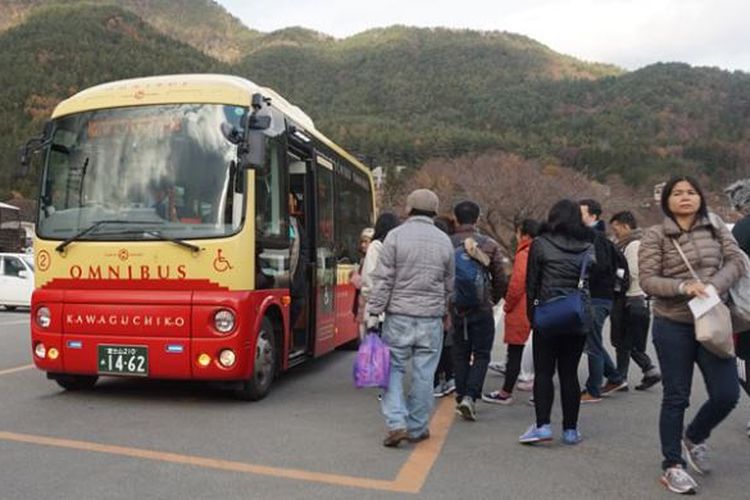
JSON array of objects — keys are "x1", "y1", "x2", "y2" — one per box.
[
  {"x1": 287, "y1": 150, "x2": 337, "y2": 360},
  {"x1": 312, "y1": 155, "x2": 337, "y2": 356}
]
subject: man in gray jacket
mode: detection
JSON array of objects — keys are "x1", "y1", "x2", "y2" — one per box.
[{"x1": 367, "y1": 188, "x2": 455, "y2": 447}]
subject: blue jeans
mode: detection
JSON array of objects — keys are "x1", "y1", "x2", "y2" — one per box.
[
  {"x1": 451, "y1": 309, "x2": 495, "y2": 400},
  {"x1": 585, "y1": 299, "x2": 623, "y2": 396},
  {"x1": 652, "y1": 316, "x2": 740, "y2": 469},
  {"x1": 380, "y1": 314, "x2": 443, "y2": 437}
]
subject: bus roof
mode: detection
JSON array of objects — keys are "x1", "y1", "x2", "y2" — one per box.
[{"x1": 51, "y1": 74, "x2": 371, "y2": 176}]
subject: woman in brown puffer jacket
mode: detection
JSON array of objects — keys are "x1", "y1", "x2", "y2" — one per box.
[{"x1": 639, "y1": 175, "x2": 746, "y2": 495}]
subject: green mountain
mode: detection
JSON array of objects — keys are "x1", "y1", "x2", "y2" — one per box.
[
  {"x1": 0, "y1": 3, "x2": 226, "y2": 193},
  {"x1": 1, "y1": 0, "x2": 749, "y2": 201},
  {"x1": 0, "y1": 0, "x2": 260, "y2": 62}
]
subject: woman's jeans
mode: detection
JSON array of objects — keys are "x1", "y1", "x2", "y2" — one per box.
[
  {"x1": 652, "y1": 316, "x2": 740, "y2": 469},
  {"x1": 380, "y1": 314, "x2": 443, "y2": 436}
]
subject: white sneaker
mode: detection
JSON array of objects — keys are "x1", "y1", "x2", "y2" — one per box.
[
  {"x1": 488, "y1": 361, "x2": 505, "y2": 375},
  {"x1": 456, "y1": 396, "x2": 477, "y2": 421},
  {"x1": 660, "y1": 466, "x2": 698, "y2": 495},
  {"x1": 443, "y1": 378, "x2": 456, "y2": 396},
  {"x1": 516, "y1": 380, "x2": 534, "y2": 392},
  {"x1": 682, "y1": 439, "x2": 711, "y2": 475}
]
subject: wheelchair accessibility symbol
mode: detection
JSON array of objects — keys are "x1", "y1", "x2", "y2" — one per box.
[{"x1": 213, "y1": 249, "x2": 233, "y2": 272}]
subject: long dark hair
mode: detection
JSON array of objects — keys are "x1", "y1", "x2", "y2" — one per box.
[
  {"x1": 540, "y1": 199, "x2": 593, "y2": 241},
  {"x1": 373, "y1": 212, "x2": 400, "y2": 241},
  {"x1": 660, "y1": 175, "x2": 709, "y2": 221}
]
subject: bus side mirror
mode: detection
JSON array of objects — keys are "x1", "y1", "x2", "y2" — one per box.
[
  {"x1": 17, "y1": 120, "x2": 53, "y2": 177},
  {"x1": 241, "y1": 129, "x2": 266, "y2": 169}
]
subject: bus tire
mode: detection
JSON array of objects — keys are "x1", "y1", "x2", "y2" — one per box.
[
  {"x1": 53, "y1": 374, "x2": 98, "y2": 391},
  {"x1": 235, "y1": 317, "x2": 276, "y2": 401}
]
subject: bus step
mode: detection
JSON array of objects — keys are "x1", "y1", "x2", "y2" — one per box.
[{"x1": 288, "y1": 349, "x2": 308, "y2": 366}]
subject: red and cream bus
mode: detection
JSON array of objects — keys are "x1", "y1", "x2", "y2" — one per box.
[{"x1": 24, "y1": 74, "x2": 374, "y2": 400}]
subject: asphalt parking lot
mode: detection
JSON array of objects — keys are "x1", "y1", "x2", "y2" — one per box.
[{"x1": 1, "y1": 310, "x2": 748, "y2": 499}]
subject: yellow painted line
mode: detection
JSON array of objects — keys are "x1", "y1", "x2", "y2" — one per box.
[
  {"x1": 0, "y1": 397, "x2": 455, "y2": 493},
  {"x1": 0, "y1": 364, "x2": 33, "y2": 377},
  {"x1": 394, "y1": 396, "x2": 456, "y2": 493}
]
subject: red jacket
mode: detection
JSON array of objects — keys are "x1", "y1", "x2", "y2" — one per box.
[{"x1": 503, "y1": 236, "x2": 532, "y2": 345}]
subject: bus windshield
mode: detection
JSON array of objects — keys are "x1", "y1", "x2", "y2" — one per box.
[{"x1": 37, "y1": 103, "x2": 248, "y2": 241}]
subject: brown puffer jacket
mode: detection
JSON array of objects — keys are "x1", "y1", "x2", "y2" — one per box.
[{"x1": 639, "y1": 213, "x2": 747, "y2": 324}]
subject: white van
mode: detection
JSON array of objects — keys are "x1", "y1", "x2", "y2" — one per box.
[{"x1": 0, "y1": 253, "x2": 34, "y2": 310}]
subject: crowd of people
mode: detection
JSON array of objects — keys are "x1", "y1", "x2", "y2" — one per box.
[{"x1": 353, "y1": 175, "x2": 750, "y2": 495}]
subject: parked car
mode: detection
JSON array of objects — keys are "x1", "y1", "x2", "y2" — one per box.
[{"x1": 0, "y1": 253, "x2": 34, "y2": 310}]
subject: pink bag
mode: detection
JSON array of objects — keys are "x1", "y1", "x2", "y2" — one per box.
[{"x1": 353, "y1": 332, "x2": 390, "y2": 389}]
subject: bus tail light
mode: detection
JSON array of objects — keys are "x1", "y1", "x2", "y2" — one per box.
[
  {"x1": 34, "y1": 342, "x2": 47, "y2": 359},
  {"x1": 36, "y1": 307, "x2": 51, "y2": 328},
  {"x1": 213, "y1": 309, "x2": 235, "y2": 334},
  {"x1": 218, "y1": 349, "x2": 236, "y2": 367},
  {"x1": 48, "y1": 347, "x2": 59, "y2": 360}
]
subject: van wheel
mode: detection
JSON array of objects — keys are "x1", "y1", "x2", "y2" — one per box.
[
  {"x1": 235, "y1": 317, "x2": 276, "y2": 401},
  {"x1": 53, "y1": 374, "x2": 98, "y2": 391}
]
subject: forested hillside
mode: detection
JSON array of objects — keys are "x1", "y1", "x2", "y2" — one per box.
[{"x1": 1, "y1": 0, "x2": 749, "y2": 202}]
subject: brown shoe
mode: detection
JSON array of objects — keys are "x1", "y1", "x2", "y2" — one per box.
[
  {"x1": 383, "y1": 429, "x2": 409, "y2": 447},
  {"x1": 408, "y1": 430, "x2": 430, "y2": 443},
  {"x1": 601, "y1": 381, "x2": 628, "y2": 396}
]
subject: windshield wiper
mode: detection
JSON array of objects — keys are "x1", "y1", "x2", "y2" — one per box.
[
  {"x1": 55, "y1": 220, "x2": 164, "y2": 254},
  {"x1": 144, "y1": 230, "x2": 202, "y2": 253}
]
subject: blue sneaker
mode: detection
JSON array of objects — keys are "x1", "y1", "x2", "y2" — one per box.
[
  {"x1": 518, "y1": 424, "x2": 553, "y2": 444},
  {"x1": 562, "y1": 428, "x2": 583, "y2": 445}
]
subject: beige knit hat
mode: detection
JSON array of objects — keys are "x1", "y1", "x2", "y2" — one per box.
[{"x1": 406, "y1": 188, "x2": 439, "y2": 214}]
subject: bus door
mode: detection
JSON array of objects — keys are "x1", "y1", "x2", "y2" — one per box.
[
  {"x1": 287, "y1": 155, "x2": 314, "y2": 362},
  {"x1": 312, "y1": 154, "x2": 337, "y2": 356}
]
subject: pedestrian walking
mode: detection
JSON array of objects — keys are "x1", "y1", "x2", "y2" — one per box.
[
  {"x1": 433, "y1": 215, "x2": 457, "y2": 398},
  {"x1": 725, "y1": 178, "x2": 750, "y2": 438},
  {"x1": 520, "y1": 200, "x2": 594, "y2": 445},
  {"x1": 450, "y1": 200, "x2": 508, "y2": 421},
  {"x1": 367, "y1": 189, "x2": 454, "y2": 447},
  {"x1": 483, "y1": 218, "x2": 539, "y2": 405},
  {"x1": 640, "y1": 175, "x2": 746, "y2": 494},
  {"x1": 579, "y1": 199, "x2": 629, "y2": 403},
  {"x1": 360, "y1": 213, "x2": 399, "y2": 335},
  {"x1": 351, "y1": 227, "x2": 375, "y2": 339},
  {"x1": 609, "y1": 211, "x2": 662, "y2": 390}
]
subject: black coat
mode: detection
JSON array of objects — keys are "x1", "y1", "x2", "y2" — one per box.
[
  {"x1": 733, "y1": 214, "x2": 750, "y2": 256},
  {"x1": 526, "y1": 233, "x2": 594, "y2": 321}
]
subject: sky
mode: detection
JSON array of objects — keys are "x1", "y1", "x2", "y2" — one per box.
[{"x1": 218, "y1": 0, "x2": 750, "y2": 72}]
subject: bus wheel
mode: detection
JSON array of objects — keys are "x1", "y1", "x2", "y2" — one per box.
[
  {"x1": 235, "y1": 317, "x2": 276, "y2": 401},
  {"x1": 53, "y1": 374, "x2": 98, "y2": 391}
]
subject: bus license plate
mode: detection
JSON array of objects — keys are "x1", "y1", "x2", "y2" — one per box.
[{"x1": 97, "y1": 345, "x2": 148, "y2": 376}]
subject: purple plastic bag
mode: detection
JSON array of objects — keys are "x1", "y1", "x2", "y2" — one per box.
[{"x1": 353, "y1": 332, "x2": 390, "y2": 389}]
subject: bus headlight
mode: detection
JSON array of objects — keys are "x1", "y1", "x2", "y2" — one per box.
[
  {"x1": 213, "y1": 309, "x2": 235, "y2": 334},
  {"x1": 218, "y1": 349, "x2": 236, "y2": 367},
  {"x1": 34, "y1": 342, "x2": 47, "y2": 359},
  {"x1": 36, "y1": 307, "x2": 51, "y2": 328}
]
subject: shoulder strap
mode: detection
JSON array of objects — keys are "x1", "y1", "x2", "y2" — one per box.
[
  {"x1": 577, "y1": 248, "x2": 593, "y2": 289},
  {"x1": 670, "y1": 238, "x2": 700, "y2": 281}
]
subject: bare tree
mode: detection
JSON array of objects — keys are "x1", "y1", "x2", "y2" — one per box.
[{"x1": 381, "y1": 151, "x2": 607, "y2": 255}]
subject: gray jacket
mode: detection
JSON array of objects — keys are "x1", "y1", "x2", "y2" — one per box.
[{"x1": 367, "y1": 216, "x2": 455, "y2": 318}]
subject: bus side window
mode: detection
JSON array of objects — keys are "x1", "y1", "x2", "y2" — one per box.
[{"x1": 255, "y1": 139, "x2": 287, "y2": 239}]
